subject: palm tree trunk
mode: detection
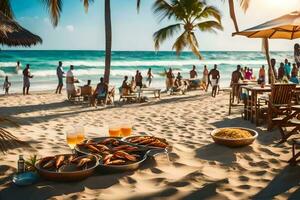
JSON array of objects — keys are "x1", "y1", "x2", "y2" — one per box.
[
  {"x1": 263, "y1": 38, "x2": 275, "y2": 84},
  {"x1": 228, "y1": 0, "x2": 239, "y2": 32},
  {"x1": 104, "y1": 0, "x2": 112, "y2": 84}
]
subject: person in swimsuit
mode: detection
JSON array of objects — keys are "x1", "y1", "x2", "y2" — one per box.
[
  {"x1": 92, "y1": 77, "x2": 108, "y2": 106},
  {"x1": 56, "y1": 61, "x2": 65, "y2": 94},
  {"x1": 22, "y1": 64, "x2": 33, "y2": 95},
  {"x1": 147, "y1": 68, "x2": 154, "y2": 87},
  {"x1": 208, "y1": 64, "x2": 220, "y2": 97},
  {"x1": 165, "y1": 68, "x2": 175, "y2": 92}
]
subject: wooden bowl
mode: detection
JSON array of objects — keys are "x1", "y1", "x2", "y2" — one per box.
[
  {"x1": 35, "y1": 154, "x2": 99, "y2": 182},
  {"x1": 211, "y1": 127, "x2": 258, "y2": 147}
]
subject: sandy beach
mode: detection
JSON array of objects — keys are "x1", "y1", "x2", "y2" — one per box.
[{"x1": 0, "y1": 90, "x2": 298, "y2": 200}]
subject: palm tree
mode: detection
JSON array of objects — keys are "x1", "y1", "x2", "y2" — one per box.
[
  {"x1": 153, "y1": 0, "x2": 223, "y2": 59},
  {"x1": 225, "y1": 0, "x2": 250, "y2": 32}
]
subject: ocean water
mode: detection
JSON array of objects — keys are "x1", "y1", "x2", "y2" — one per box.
[{"x1": 0, "y1": 50, "x2": 295, "y2": 93}]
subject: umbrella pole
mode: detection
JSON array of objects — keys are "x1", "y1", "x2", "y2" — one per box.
[{"x1": 263, "y1": 38, "x2": 275, "y2": 84}]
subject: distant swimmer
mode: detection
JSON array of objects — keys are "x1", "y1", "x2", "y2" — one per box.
[{"x1": 15, "y1": 61, "x2": 21, "y2": 73}]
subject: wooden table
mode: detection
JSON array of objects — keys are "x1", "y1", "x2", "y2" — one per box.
[
  {"x1": 136, "y1": 88, "x2": 161, "y2": 101},
  {"x1": 241, "y1": 85, "x2": 300, "y2": 126},
  {"x1": 241, "y1": 85, "x2": 272, "y2": 125}
]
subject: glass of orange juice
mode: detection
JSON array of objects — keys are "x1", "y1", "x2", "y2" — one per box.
[
  {"x1": 108, "y1": 123, "x2": 121, "y2": 137},
  {"x1": 75, "y1": 125, "x2": 85, "y2": 144},
  {"x1": 66, "y1": 128, "x2": 77, "y2": 153},
  {"x1": 120, "y1": 121, "x2": 133, "y2": 137}
]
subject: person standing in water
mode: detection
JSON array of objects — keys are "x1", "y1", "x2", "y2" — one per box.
[
  {"x1": 56, "y1": 61, "x2": 65, "y2": 94},
  {"x1": 3, "y1": 76, "x2": 11, "y2": 95},
  {"x1": 23, "y1": 64, "x2": 33, "y2": 95},
  {"x1": 15, "y1": 61, "x2": 21, "y2": 74},
  {"x1": 147, "y1": 68, "x2": 153, "y2": 87}
]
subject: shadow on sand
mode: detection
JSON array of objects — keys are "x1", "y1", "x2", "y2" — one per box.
[{"x1": 253, "y1": 165, "x2": 300, "y2": 199}]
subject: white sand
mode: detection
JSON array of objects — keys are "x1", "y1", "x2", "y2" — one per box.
[{"x1": 0, "y1": 90, "x2": 298, "y2": 200}]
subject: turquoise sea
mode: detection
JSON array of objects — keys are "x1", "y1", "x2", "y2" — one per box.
[{"x1": 0, "y1": 50, "x2": 295, "y2": 93}]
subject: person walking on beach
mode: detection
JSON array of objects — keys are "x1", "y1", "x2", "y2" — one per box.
[
  {"x1": 202, "y1": 65, "x2": 209, "y2": 90},
  {"x1": 15, "y1": 61, "x2": 21, "y2": 74},
  {"x1": 66, "y1": 65, "x2": 79, "y2": 99},
  {"x1": 165, "y1": 68, "x2": 175, "y2": 92},
  {"x1": 3, "y1": 76, "x2": 11, "y2": 95},
  {"x1": 23, "y1": 64, "x2": 33, "y2": 95},
  {"x1": 56, "y1": 61, "x2": 65, "y2": 94},
  {"x1": 147, "y1": 68, "x2": 153, "y2": 87},
  {"x1": 208, "y1": 64, "x2": 220, "y2": 97}
]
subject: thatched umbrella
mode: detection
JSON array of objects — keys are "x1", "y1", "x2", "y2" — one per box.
[
  {"x1": 233, "y1": 11, "x2": 300, "y2": 84},
  {"x1": 0, "y1": 11, "x2": 42, "y2": 47}
]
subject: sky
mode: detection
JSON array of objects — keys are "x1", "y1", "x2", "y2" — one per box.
[{"x1": 6, "y1": 0, "x2": 300, "y2": 51}]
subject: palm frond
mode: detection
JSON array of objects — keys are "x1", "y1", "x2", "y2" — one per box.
[
  {"x1": 187, "y1": 32, "x2": 202, "y2": 59},
  {"x1": 153, "y1": 0, "x2": 175, "y2": 22},
  {"x1": 194, "y1": 6, "x2": 222, "y2": 23},
  {"x1": 0, "y1": 0, "x2": 14, "y2": 19},
  {"x1": 41, "y1": 0, "x2": 63, "y2": 27},
  {"x1": 240, "y1": 0, "x2": 250, "y2": 12},
  {"x1": 81, "y1": 0, "x2": 94, "y2": 13},
  {"x1": 172, "y1": 31, "x2": 188, "y2": 55},
  {"x1": 153, "y1": 23, "x2": 182, "y2": 50},
  {"x1": 196, "y1": 20, "x2": 223, "y2": 33}
]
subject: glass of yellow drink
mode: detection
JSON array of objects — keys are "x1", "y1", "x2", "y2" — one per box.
[
  {"x1": 108, "y1": 123, "x2": 121, "y2": 137},
  {"x1": 66, "y1": 128, "x2": 77, "y2": 152},
  {"x1": 120, "y1": 121, "x2": 133, "y2": 137},
  {"x1": 75, "y1": 125, "x2": 85, "y2": 144}
]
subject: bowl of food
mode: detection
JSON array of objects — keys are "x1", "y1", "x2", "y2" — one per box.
[
  {"x1": 211, "y1": 127, "x2": 258, "y2": 147},
  {"x1": 75, "y1": 137, "x2": 150, "y2": 172},
  {"x1": 35, "y1": 154, "x2": 99, "y2": 181}
]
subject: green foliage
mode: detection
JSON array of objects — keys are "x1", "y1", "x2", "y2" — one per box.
[{"x1": 153, "y1": 0, "x2": 223, "y2": 59}]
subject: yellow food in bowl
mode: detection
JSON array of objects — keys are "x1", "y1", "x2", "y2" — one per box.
[{"x1": 214, "y1": 128, "x2": 252, "y2": 139}]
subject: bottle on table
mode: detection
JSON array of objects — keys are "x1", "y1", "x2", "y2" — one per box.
[{"x1": 17, "y1": 155, "x2": 25, "y2": 173}]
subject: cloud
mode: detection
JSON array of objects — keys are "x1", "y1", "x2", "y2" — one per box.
[{"x1": 66, "y1": 25, "x2": 75, "y2": 32}]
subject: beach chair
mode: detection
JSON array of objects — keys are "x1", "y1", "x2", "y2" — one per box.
[
  {"x1": 68, "y1": 89, "x2": 82, "y2": 103},
  {"x1": 80, "y1": 86, "x2": 93, "y2": 104},
  {"x1": 170, "y1": 80, "x2": 188, "y2": 95},
  {"x1": 266, "y1": 84, "x2": 296, "y2": 136},
  {"x1": 119, "y1": 87, "x2": 137, "y2": 103},
  {"x1": 106, "y1": 86, "x2": 115, "y2": 105}
]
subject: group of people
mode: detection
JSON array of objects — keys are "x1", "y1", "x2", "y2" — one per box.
[
  {"x1": 119, "y1": 64, "x2": 221, "y2": 97},
  {"x1": 3, "y1": 63, "x2": 33, "y2": 95}
]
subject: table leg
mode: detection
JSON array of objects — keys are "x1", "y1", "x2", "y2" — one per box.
[
  {"x1": 255, "y1": 92, "x2": 259, "y2": 126},
  {"x1": 250, "y1": 91, "x2": 254, "y2": 123}
]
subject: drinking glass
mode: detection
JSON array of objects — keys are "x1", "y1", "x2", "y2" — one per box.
[
  {"x1": 66, "y1": 128, "x2": 77, "y2": 153},
  {"x1": 120, "y1": 121, "x2": 133, "y2": 137},
  {"x1": 75, "y1": 125, "x2": 85, "y2": 144},
  {"x1": 108, "y1": 123, "x2": 121, "y2": 137}
]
